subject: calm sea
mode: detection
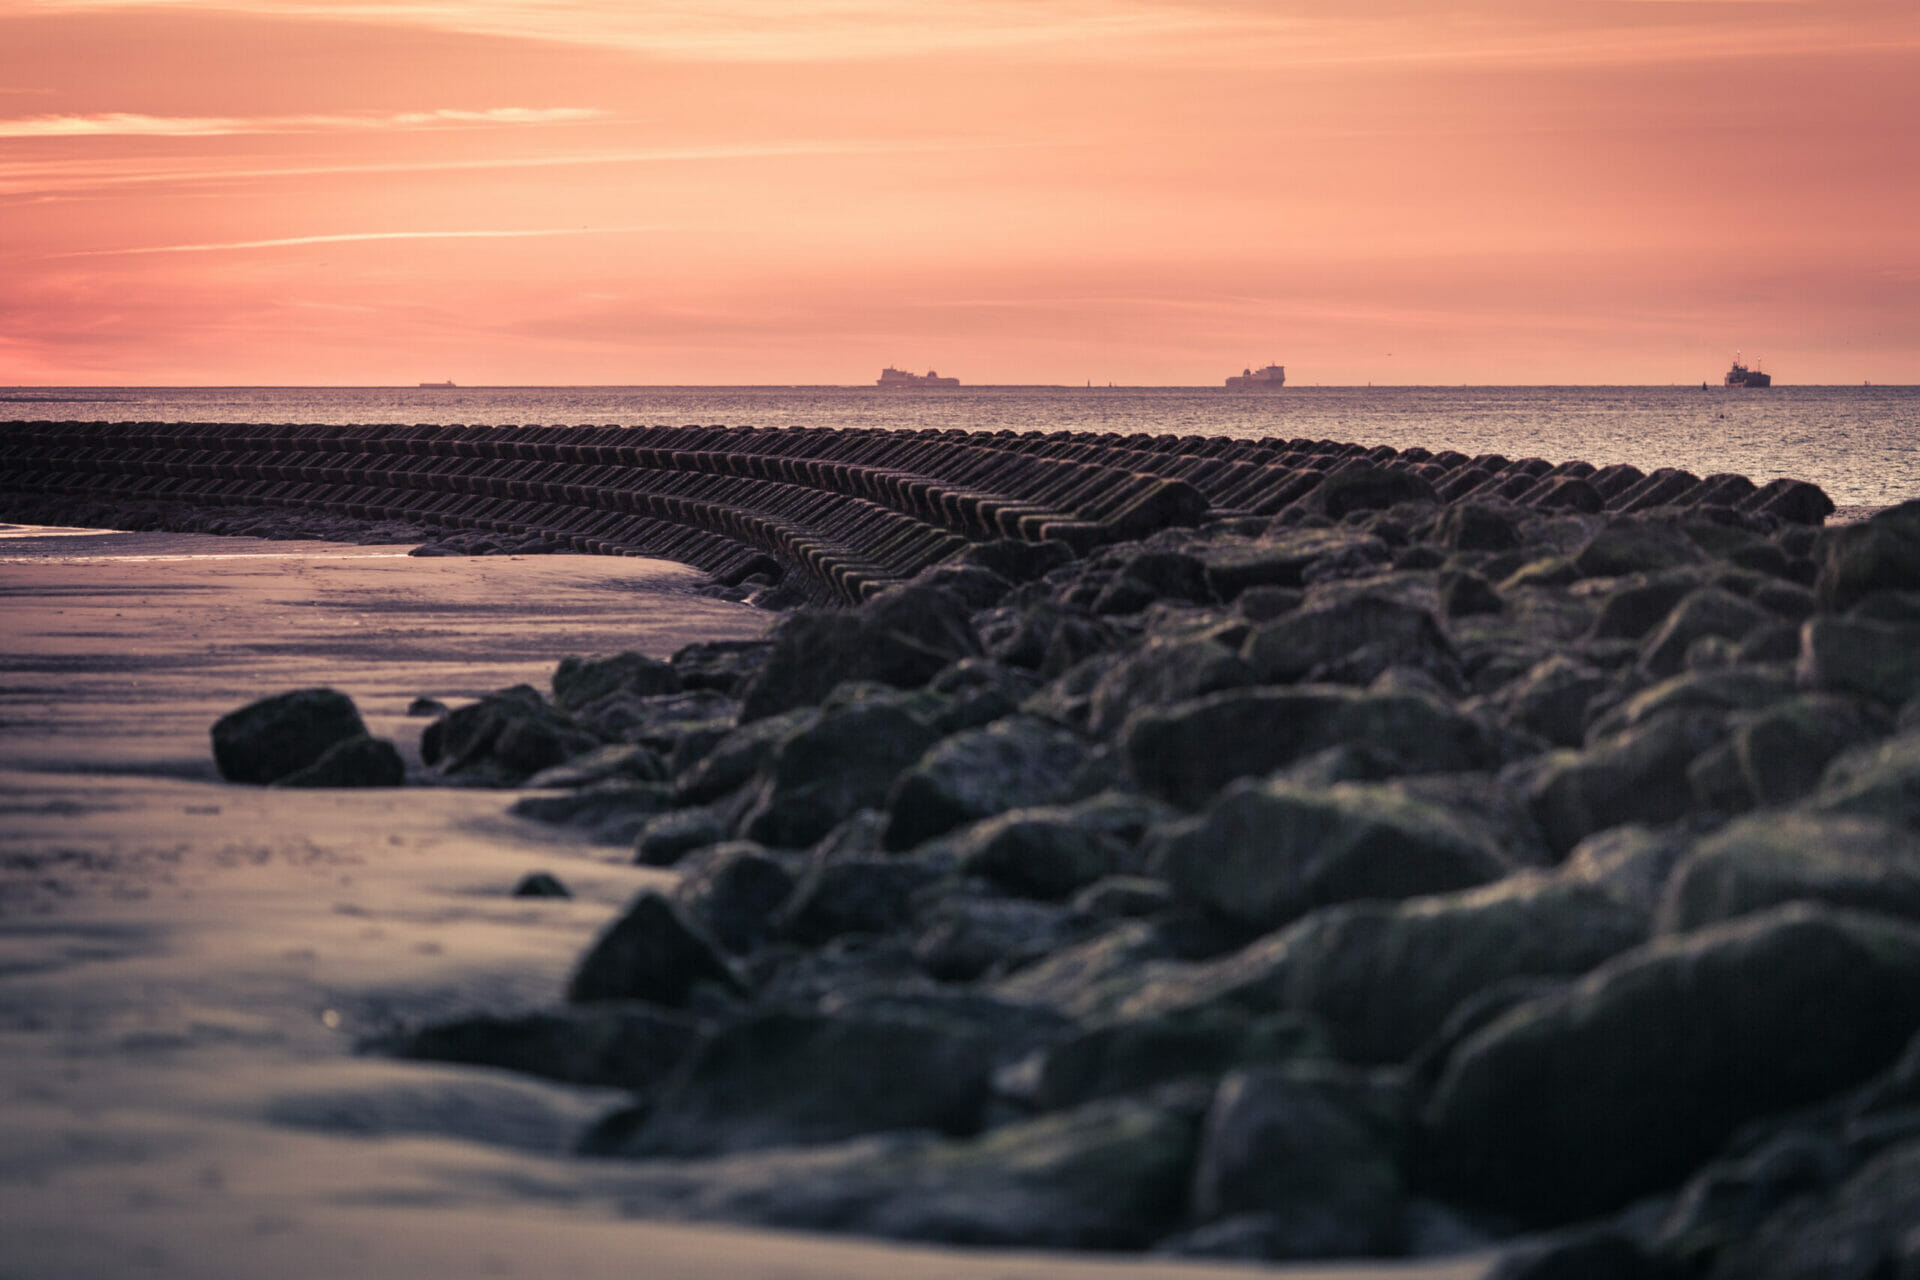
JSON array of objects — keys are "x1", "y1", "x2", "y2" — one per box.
[{"x1": 4, "y1": 384, "x2": 1915, "y2": 510}]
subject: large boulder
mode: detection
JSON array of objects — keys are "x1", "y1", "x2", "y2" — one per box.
[
  {"x1": 419, "y1": 685, "x2": 598, "y2": 784},
  {"x1": 1706, "y1": 1139, "x2": 1920, "y2": 1280},
  {"x1": 616, "y1": 1010, "x2": 996, "y2": 1157},
  {"x1": 670, "y1": 843, "x2": 797, "y2": 954},
  {"x1": 566, "y1": 891, "x2": 744, "y2": 1007},
  {"x1": 883, "y1": 716, "x2": 1088, "y2": 851},
  {"x1": 1242, "y1": 592, "x2": 1455, "y2": 686},
  {"x1": 1573, "y1": 520, "x2": 1705, "y2": 579},
  {"x1": 1814, "y1": 499, "x2": 1920, "y2": 612},
  {"x1": 1084, "y1": 636, "x2": 1256, "y2": 737},
  {"x1": 1637, "y1": 588, "x2": 1772, "y2": 678},
  {"x1": 1797, "y1": 615, "x2": 1920, "y2": 707},
  {"x1": 1657, "y1": 812, "x2": 1920, "y2": 933},
  {"x1": 606, "y1": 1097, "x2": 1201, "y2": 1250},
  {"x1": 1189, "y1": 1066, "x2": 1407, "y2": 1258},
  {"x1": 1526, "y1": 712, "x2": 1727, "y2": 854},
  {"x1": 738, "y1": 587, "x2": 981, "y2": 721},
  {"x1": 270, "y1": 734, "x2": 404, "y2": 787},
  {"x1": 1147, "y1": 780, "x2": 1509, "y2": 933},
  {"x1": 1810, "y1": 730, "x2": 1920, "y2": 832},
  {"x1": 1726, "y1": 693, "x2": 1887, "y2": 807},
  {"x1": 1423, "y1": 903, "x2": 1920, "y2": 1222},
  {"x1": 1201, "y1": 530, "x2": 1392, "y2": 600},
  {"x1": 1124, "y1": 685, "x2": 1513, "y2": 809},
  {"x1": 391, "y1": 1004, "x2": 698, "y2": 1089},
  {"x1": 551, "y1": 651, "x2": 679, "y2": 712},
  {"x1": 740, "y1": 702, "x2": 944, "y2": 847},
  {"x1": 1013, "y1": 1008, "x2": 1327, "y2": 1111},
  {"x1": 211, "y1": 687, "x2": 368, "y2": 784}
]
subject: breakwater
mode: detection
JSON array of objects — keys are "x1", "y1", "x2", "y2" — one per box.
[{"x1": 0, "y1": 421, "x2": 1834, "y2": 604}]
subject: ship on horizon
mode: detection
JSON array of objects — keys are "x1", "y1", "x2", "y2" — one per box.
[
  {"x1": 1225, "y1": 363, "x2": 1286, "y2": 389},
  {"x1": 1723, "y1": 354, "x2": 1771, "y2": 388},
  {"x1": 877, "y1": 366, "x2": 959, "y2": 388},
  {"x1": 418, "y1": 380, "x2": 456, "y2": 388}
]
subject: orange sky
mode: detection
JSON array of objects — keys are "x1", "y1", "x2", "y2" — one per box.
[{"x1": 2, "y1": 0, "x2": 1916, "y2": 386}]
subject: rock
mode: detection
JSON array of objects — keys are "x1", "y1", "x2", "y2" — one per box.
[
  {"x1": 1526, "y1": 711, "x2": 1727, "y2": 854},
  {"x1": 1705, "y1": 1139, "x2": 1920, "y2": 1280},
  {"x1": 1083, "y1": 636, "x2": 1256, "y2": 737},
  {"x1": 509, "y1": 781, "x2": 673, "y2": 844},
  {"x1": 925, "y1": 658, "x2": 1041, "y2": 732},
  {"x1": 1574, "y1": 520, "x2": 1706, "y2": 579},
  {"x1": 671, "y1": 843, "x2": 796, "y2": 954},
  {"x1": 1723, "y1": 693, "x2": 1888, "y2": 807},
  {"x1": 567, "y1": 891, "x2": 745, "y2": 1006},
  {"x1": 1657, "y1": 813, "x2": 1920, "y2": 933},
  {"x1": 1440, "y1": 570, "x2": 1504, "y2": 618},
  {"x1": 776, "y1": 855, "x2": 947, "y2": 945},
  {"x1": 1815, "y1": 499, "x2": 1920, "y2": 612},
  {"x1": 1147, "y1": 779, "x2": 1509, "y2": 933},
  {"x1": 1189, "y1": 1066, "x2": 1406, "y2": 1257},
  {"x1": 1423, "y1": 904, "x2": 1920, "y2": 1222},
  {"x1": 1016, "y1": 1009, "x2": 1328, "y2": 1111},
  {"x1": 552, "y1": 651, "x2": 680, "y2": 712},
  {"x1": 952, "y1": 537, "x2": 1076, "y2": 584},
  {"x1": 270, "y1": 734, "x2": 405, "y2": 787},
  {"x1": 1638, "y1": 588, "x2": 1773, "y2": 678},
  {"x1": 577, "y1": 688, "x2": 737, "y2": 758},
  {"x1": 406, "y1": 696, "x2": 447, "y2": 717},
  {"x1": 992, "y1": 921, "x2": 1180, "y2": 1021},
  {"x1": 950, "y1": 806, "x2": 1131, "y2": 901},
  {"x1": 1484, "y1": 656, "x2": 1616, "y2": 748},
  {"x1": 909, "y1": 563, "x2": 1016, "y2": 611},
  {"x1": 524, "y1": 743, "x2": 668, "y2": 788},
  {"x1": 739, "y1": 587, "x2": 981, "y2": 721},
  {"x1": 211, "y1": 687, "x2": 369, "y2": 784},
  {"x1": 1797, "y1": 615, "x2": 1920, "y2": 706},
  {"x1": 673, "y1": 706, "x2": 815, "y2": 805},
  {"x1": 882, "y1": 716, "x2": 1088, "y2": 851},
  {"x1": 511, "y1": 871, "x2": 570, "y2": 898},
  {"x1": 669, "y1": 639, "x2": 772, "y2": 695},
  {"x1": 1587, "y1": 665, "x2": 1795, "y2": 742},
  {"x1": 912, "y1": 895, "x2": 1085, "y2": 981},
  {"x1": 1810, "y1": 731, "x2": 1920, "y2": 832},
  {"x1": 391, "y1": 1003, "x2": 698, "y2": 1089},
  {"x1": 1242, "y1": 592, "x2": 1455, "y2": 686},
  {"x1": 632, "y1": 806, "x2": 727, "y2": 867},
  {"x1": 1434, "y1": 503, "x2": 1521, "y2": 552},
  {"x1": 740, "y1": 702, "x2": 944, "y2": 847},
  {"x1": 1586, "y1": 572, "x2": 1707, "y2": 641},
  {"x1": 420, "y1": 686, "x2": 598, "y2": 784},
  {"x1": 1279, "y1": 874, "x2": 1650, "y2": 1064},
  {"x1": 617, "y1": 1009, "x2": 996, "y2": 1157},
  {"x1": 603, "y1": 1096, "x2": 1200, "y2": 1250},
  {"x1": 1092, "y1": 551, "x2": 1212, "y2": 615},
  {"x1": 1650, "y1": 1128, "x2": 1859, "y2": 1273},
  {"x1": 1558, "y1": 825, "x2": 1691, "y2": 913},
  {"x1": 1124, "y1": 685, "x2": 1514, "y2": 809},
  {"x1": 1300, "y1": 463, "x2": 1436, "y2": 521},
  {"x1": 1201, "y1": 530, "x2": 1391, "y2": 599},
  {"x1": 1072, "y1": 875, "x2": 1176, "y2": 920}
]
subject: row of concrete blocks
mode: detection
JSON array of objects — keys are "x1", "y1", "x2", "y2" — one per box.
[{"x1": 0, "y1": 421, "x2": 1834, "y2": 600}]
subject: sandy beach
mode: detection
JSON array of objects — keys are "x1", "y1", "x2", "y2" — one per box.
[{"x1": 0, "y1": 529, "x2": 1487, "y2": 1279}]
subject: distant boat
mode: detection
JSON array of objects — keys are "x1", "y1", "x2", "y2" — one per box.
[
  {"x1": 418, "y1": 380, "x2": 456, "y2": 388},
  {"x1": 1723, "y1": 355, "x2": 1771, "y2": 388},
  {"x1": 1225, "y1": 363, "x2": 1286, "y2": 389},
  {"x1": 877, "y1": 366, "x2": 959, "y2": 388}
]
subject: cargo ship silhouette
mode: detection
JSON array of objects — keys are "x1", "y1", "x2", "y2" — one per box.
[
  {"x1": 1724, "y1": 355, "x2": 1771, "y2": 387},
  {"x1": 1225, "y1": 363, "x2": 1286, "y2": 388},
  {"x1": 877, "y1": 367, "x2": 959, "y2": 388}
]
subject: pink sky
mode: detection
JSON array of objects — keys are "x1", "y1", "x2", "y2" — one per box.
[{"x1": 2, "y1": 0, "x2": 1916, "y2": 386}]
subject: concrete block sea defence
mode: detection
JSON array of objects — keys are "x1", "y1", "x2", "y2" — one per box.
[
  {"x1": 1423, "y1": 903, "x2": 1920, "y2": 1222},
  {"x1": 211, "y1": 687, "x2": 369, "y2": 784}
]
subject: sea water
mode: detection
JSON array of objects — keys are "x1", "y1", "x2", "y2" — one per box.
[{"x1": 4, "y1": 384, "x2": 1916, "y2": 509}]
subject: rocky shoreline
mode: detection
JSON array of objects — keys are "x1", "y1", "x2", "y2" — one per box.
[{"x1": 177, "y1": 443, "x2": 1920, "y2": 1275}]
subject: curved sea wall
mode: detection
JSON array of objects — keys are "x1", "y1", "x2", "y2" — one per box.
[{"x1": 0, "y1": 420, "x2": 1834, "y2": 603}]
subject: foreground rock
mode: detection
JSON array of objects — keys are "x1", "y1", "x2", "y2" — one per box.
[
  {"x1": 1423, "y1": 904, "x2": 1920, "y2": 1221},
  {"x1": 210, "y1": 687, "x2": 372, "y2": 784}
]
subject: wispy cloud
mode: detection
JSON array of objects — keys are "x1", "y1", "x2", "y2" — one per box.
[
  {"x1": 0, "y1": 107, "x2": 605, "y2": 139},
  {"x1": 51, "y1": 225, "x2": 667, "y2": 257},
  {"x1": 0, "y1": 137, "x2": 1000, "y2": 198}
]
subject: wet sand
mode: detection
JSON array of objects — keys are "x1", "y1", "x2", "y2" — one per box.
[{"x1": 0, "y1": 530, "x2": 1489, "y2": 1279}]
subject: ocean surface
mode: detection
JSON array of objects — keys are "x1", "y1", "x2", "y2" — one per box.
[{"x1": 4, "y1": 384, "x2": 1916, "y2": 510}]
